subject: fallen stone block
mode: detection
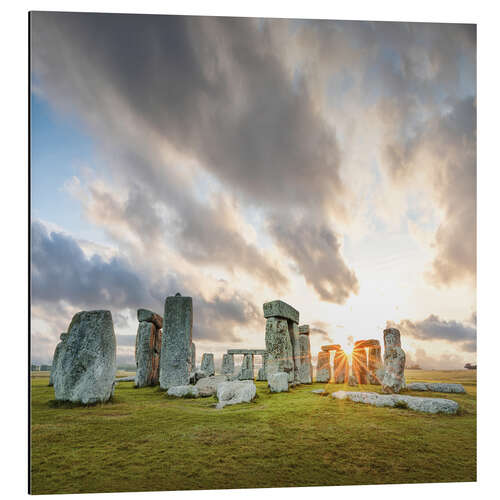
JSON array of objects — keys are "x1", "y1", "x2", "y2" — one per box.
[
  {"x1": 331, "y1": 391, "x2": 459, "y2": 414},
  {"x1": 268, "y1": 372, "x2": 289, "y2": 393},
  {"x1": 215, "y1": 380, "x2": 256, "y2": 409},
  {"x1": 406, "y1": 382, "x2": 466, "y2": 393},
  {"x1": 167, "y1": 385, "x2": 199, "y2": 398},
  {"x1": 195, "y1": 375, "x2": 228, "y2": 397},
  {"x1": 114, "y1": 376, "x2": 135, "y2": 383}
]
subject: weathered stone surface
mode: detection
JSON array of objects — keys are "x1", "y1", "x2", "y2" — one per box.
[
  {"x1": 200, "y1": 353, "x2": 215, "y2": 376},
  {"x1": 137, "y1": 308, "x2": 163, "y2": 329},
  {"x1": 331, "y1": 391, "x2": 459, "y2": 414},
  {"x1": 167, "y1": 385, "x2": 199, "y2": 398},
  {"x1": 263, "y1": 300, "x2": 299, "y2": 323},
  {"x1": 348, "y1": 375, "x2": 358, "y2": 386},
  {"x1": 298, "y1": 331, "x2": 313, "y2": 383},
  {"x1": 222, "y1": 354, "x2": 235, "y2": 376},
  {"x1": 195, "y1": 375, "x2": 228, "y2": 397},
  {"x1": 321, "y1": 344, "x2": 341, "y2": 352},
  {"x1": 160, "y1": 295, "x2": 193, "y2": 389},
  {"x1": 54, "y1": 310, "x2": 116, "y2": 404},
  {"x1": 135, "y1": 321, "x2": 161, "y2": 387},
  {"x1": 316, "y1": 351, "x2": 331, "y2": 383},
  {"x1": 382, "y1": 328, "x2": 406, "y2": 394},
  {"x1": 49, "y1": 333, "x2": 67, "y2": 387},
  {"x1": 407, "y1": 382, "x2": 466, "y2": 393},
  {"x1": 367, "y1": 345, "x2": 383, "y2": 385},
  {"x1": 265, "y1": 317, "x2": 294, "y2": 382},
  {"x1": 189, "y1": 370, "x2": 207, "y2": 384},
  {"x1": 227, "y1": 349, "x2": 267, "y2": 355},
  {"x1": 298, "y1": 324, "x2": 310, "y2": 334},
  {"x1": 268, "y1": 372, "x2": 289, "y2": 392},
  {"x1": 311, "y1": 389, "x2": 326, "y2": 394},
  {"x1": 238, "y1": 353, "x2": 254, "y2": 380},
  {"x1": 352, "y1": 347, "x2": 368, "y2": 384},
  {"x1": 257, "y1": 367, "x2": 266, "y2": 381},
  {"x1": 289, "y1": 321, "x2": 301, "y2": 383},
  {"x1": 354, "y1": 339, "x2": 380, "y2": 349},
  {"x1": 334, "y1": 350, "x2": 348, "y2": 383},
  {"x1": 190, "y1": 342, "x2": 196, "y2": 372},
  {"x1": 215, "y1": 380, "x2": 256, "y2": 409}
]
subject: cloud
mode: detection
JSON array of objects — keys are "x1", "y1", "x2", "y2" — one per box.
[
  {"x1": 269, "y1": 216, "x2": 359, "y2": 303},
  {"x1": 382, "y1": 97, "x2": 476, "y2": 287},
  {"x1": 30, "y1": 12, "x2": 358, "y2": 304},
  {"x1": 31, "y1": 220, "x2": 152, "y2": 310},
  {"x1": 388, "y1": 313, "x2": 476, "y2": 353}
]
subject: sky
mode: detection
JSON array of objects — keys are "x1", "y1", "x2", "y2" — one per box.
[{"x1": 30, "y1": 12, "x2": 476, "y2": 369}]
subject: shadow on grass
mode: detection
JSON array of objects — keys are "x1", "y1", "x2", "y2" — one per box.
[{"x1": 48, "y1": 397, "x2": 115, "y2": 409}]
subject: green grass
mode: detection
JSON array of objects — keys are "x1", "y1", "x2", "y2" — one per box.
[{"x1": 30, "y1": 369, "x2": 476, "y2": 494}]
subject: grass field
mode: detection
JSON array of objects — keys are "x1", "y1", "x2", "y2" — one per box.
[{"x1": 30, "y1": 369, "x2": 476, "y2": 494}]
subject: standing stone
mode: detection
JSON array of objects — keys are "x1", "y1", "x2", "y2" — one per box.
[
  {"x1": 238, "y1": 353, "x2": 254, "y2": 380},
  {"x1": 334, "y1": 349, "x2": 348, "y2": 383},
  {"x1": 160, "y1": 294, "x2": 193, "y2": 389},
  {"x1": 265, "y1": 317, "x2": 294, "y2": 382},
  {"x1": 316, "y1": 351, "x2": 331, "y2": 383},
  {"x1": 137, "y1": 308, "x2": 163, "y2": 329},
  {"x1": 352, "y1": 344, "x2": 368, "y2": 384},
  {"x1": 200, "y1": 353, "x2": 215, "y2": 377},
  {"x1": 268, "y1": 372, "x2": 289, "y2": 393},
  {"x1": 367, "y1": 344, "x2": 382, "y2": 385},
  {"x1": 222, "y1": 353, "x2": 235, "y2": 377},
  {"x1": 49, "y1": 333, "x2": 68, "y2": 387},
  {"x1": 256, "y1": 353, "x2": 267, "y2": 381},
  {"x1": 298, "y1": 326, "x2": 313, "y2": 384},
  {"x1": 382, "y1": 328, "x2": 406, "y2": 394},
  {"x1": 289, "y1": 321, "x2": 301, "y2": 383},
  {"x1": 54, "y1": 310, "x2": 116, "y2": 404},
  {"x1": 135, "y1": 321, "x2": 161, "y2": 387},
  {"x1": 190, "y1": 342, "x2": 196, "y2": 372}
]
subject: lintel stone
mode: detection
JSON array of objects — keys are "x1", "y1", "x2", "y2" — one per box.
[{"x1": 263, "y1": 300, "x2": 299, "y2": 323}]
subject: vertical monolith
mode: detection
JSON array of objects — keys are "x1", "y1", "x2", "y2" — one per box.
[
  {"x1": 160, "y1": 294, "x2": 193, "y2": 389},
  {"x1": 316, "y1": 351, "x2": 331, "y2": 383},
  {"x1": 238, "y1": 353, "x2": 254, "y2": 380},
  {"x1": 334, "y1": 349, "x2": 348, "y2": 383},
  {"x1": 49, "y1": 332, "x2": 68, "y2": 387},
  {"x1": 382, "y1": 328, "x2": 406, "y2": 393},
  {"x1": 54, "y1": 310, "x2": 116, "y2": 404},
  {"x1": 298, "y1": 325, "x2": 313, "y2": 384},
  {"x1": 200, "y1": 353, "x2": 215, "y2": 377},
  {"x1": 222, "y1": 353, "x2": 235, "y2": 377},
  {"x1": 367, "y1": 345, "x2": 383, "y2": 384},
  {"x1": 265, "y1": 317, "x2": 294, "y2": 382},
  {"x1": 190, "y1": 342, "x2": 196, "y2": 372}
]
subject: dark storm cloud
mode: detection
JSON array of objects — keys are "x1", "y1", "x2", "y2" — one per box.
[
  {"x1": 388, "y1": 314, "x2": 476, "y2": 353},
  {"x1": 31, "y1": 12, "x2": 358, "y2": 302},
  {"x1": 31, "y1": 13, "x2": 345, "y2": 211},
  {"x1": 269, "y1": 216, "x2": 359, "y2": 303},
  {"x1": 31, "y1": 221, "x2": 260, "y2": 347},
  {"x1": 31, "y1": 220, "x2": 152, "y2": 310}
]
